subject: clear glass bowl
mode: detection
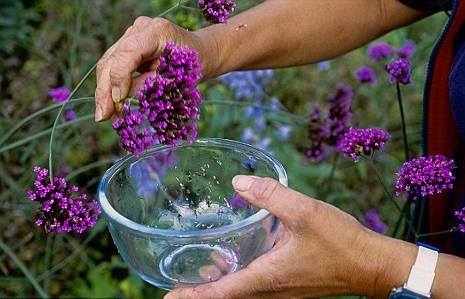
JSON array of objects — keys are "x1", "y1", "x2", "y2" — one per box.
[{"x1": 97, "y1": 138, "x2": 287, "y2": 290}]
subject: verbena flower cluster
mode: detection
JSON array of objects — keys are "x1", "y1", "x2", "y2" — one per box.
[
  {"x1": 306, "y1": 84, "x2": 353, "y2": 162},
  {"x1": 113, "y1": 41, "x2": 202, "y2": 156},
  {"x1": 199, "y1": 0, "x2": 236, "y2": 24},
  {"x1": 49, "y1": 86, "x2": 76, "y2": 121},
  {"x1": 340, "y1": 127, "x2": 390, "y2": 162},
  {"x1": 361, "y1": 209, "x2": 388, "y2": 234},
  {"x1": 395, "y1": 155, "x2": 456, "y2": 197},
  {"x1": 28, "y1": 167, "x2": 100, "y2": 233},
  {"x1": 455, "y1": 207, "x2": 465, "y2": 233},
  {"x1": 355, "y1": 66, "x2": 377, "y2": 85},
  {"x1": 385, "y1": 58, "x2": 412, "y2": 85}
]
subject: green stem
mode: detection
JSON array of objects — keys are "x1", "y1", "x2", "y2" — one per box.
[
  {"x1": 0, "y1": 238, "x2": 49, "y2": 298},
  {"x1": 370, "y1": 161, "x2": 417, "y2": 235},
  {"x1": 158, "y1": 0, "x2": 190, "y2": 17},
  {"x1": 413, "y1": 196, "x2": 427, "y2": 242},
  {"x1": 48, "y1": 64, "x2": 97, "y2": 180},
  {"x1": 65, "y1": 158, "x2": 114, "y2": 181},
  {"x1": 391, "y1": 202, "x2": 411, "y2": 238},
  {"x1": 0, "y1": 97, "x2": 94, "y2": 149},
  {"x1": 322, "y1": 152, "x2": 340, "y2": 199},
  {"x1": 418, "y1": 227, "x2": 459, "y2": 238},
  {"x1": 0, "y1": 115, "x2": 94, "y2": 155},
  {"x1": 202, "y1": 100, "x2": 307, "y2": 125},
  {"x1": 396, "y1": 82, "x2": 410, "y2": 162}
]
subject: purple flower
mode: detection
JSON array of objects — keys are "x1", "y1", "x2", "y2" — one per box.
[
  {"x1": 231, "y1": 193, "x2": 252, "y2": 210},
  {"x1": 199, "y1": 0, "x2": 236, "y2": 24},
  {"x1": 368, "y1": 42, "x2": 394, "y2": 61},
  {"x1": 64, "y1": 110, "x2": 76, "y2": 121},
  {"x1": 305, "y1": 84, "x2": 353, "y2": 162},
  {"x1": 326, "y1": 84, "x2": 353, "y2": 149},
  {"x1": 361, "y1": 209, "x2": 388, "y2": 234},
  {"x1": 49, "y1": 87, "x2": 71, "y2": 103},
  {"x1": 355, "y1": 66, "x2": 377, "y2": 85},
  {"x1": 395, "y1": 155, "x2": 456, "y2": 197},
  {"x1": 385, "y1": 58, "x2": 412, "y2": 85},
  {"x1": 455, "y1": 207, "x2": 465, "y2": 233},
  {"x1": 28, "y1": 167, "x2": 100, "y2": 234},
  {"x1": 397, "y1": 40, "x2": 416, "y2": 59},
  {"x1": 113, "y1": 42, "x2": 203, "y2": 155},
  {"x1": 113, "y1": 104, "x2": 153, "y2": 156},
  {"x1": 340, "y1": 127, "x2": 390, "y2": 162}
]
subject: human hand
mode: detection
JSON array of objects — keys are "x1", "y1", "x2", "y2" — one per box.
[
  {"x1": 94, "y1": 17, "x2": 212, "y2": 122},
  {"x1": 164, "y1": 175, "x2": 416, "y2": 299}
]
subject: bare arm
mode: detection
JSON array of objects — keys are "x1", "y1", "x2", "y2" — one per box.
[
  {"x1": 197, "y1": 0, "x2": 428, "y2": 78},
  {"x1": 95, "y1": 0, "x2": 428, "y2": 121}
]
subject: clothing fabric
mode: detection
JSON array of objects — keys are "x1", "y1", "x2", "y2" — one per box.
[
  {"x1": 400, "y1": 0, "x2": 454, "y2": 11},
  {"x1": 399, "y1": 0, "x2": 465, "y2": 256}
]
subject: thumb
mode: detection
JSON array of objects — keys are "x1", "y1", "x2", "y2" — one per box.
[{"x1": 232, "y1": 175, "x2": 309, "y2": 225}]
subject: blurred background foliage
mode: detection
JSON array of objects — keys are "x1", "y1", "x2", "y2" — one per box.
[{"x1": 0, "y1": 0, "x2": 448, "y2": 298}]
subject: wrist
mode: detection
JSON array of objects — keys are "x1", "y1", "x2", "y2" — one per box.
[
  {"x1": 371, "y1": 235, "x2": 417, "y2": 298},
  {"x1": 346, "y1": 229, "x2": 417, "y2": 298}
]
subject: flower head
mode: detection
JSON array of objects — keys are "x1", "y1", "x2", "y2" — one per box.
[
  {"x1": 385, "y1": 58, "x2": 412, "y2": 85},
  {"x1": 368, "y1": 42, "x2": 394, "y2": 61},
  {"x1": 355, "y1": 66, "x2": 377, "y2": 85},
  {"x1": 199, "y1": 0, "x2": 236, "y2": 24},
  {"x1": 49, "y1": 87, "x2": 71, "y2": 103},
  {"x1": 455, "y1": 207, "x2": 465, "y2": 233},
  {"x1": 397, "y1": 40, "x2": 416, "y2": 59},
  {"x1": 361, "y1": 209, "x2": 388, "y2": 234},
  {"x1": 305, "y1": 84, "x2": 353, "y2": 162},
  {"x1": 395, "y1": 155, "x2": 456, "y2": 197},
  {"x1": 28, "y1": 167, "x2": 100, "y2": 233},
  {"x1": 340, "y1": 127, "x2": 390, "y2": 162},
  {"x1": 113, "y1": 42, "x2": 203, "y2": 155}
]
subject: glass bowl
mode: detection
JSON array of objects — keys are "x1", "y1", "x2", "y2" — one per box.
[{"x1": 97, "y1": 138, "x2": 287, "y2": 290}]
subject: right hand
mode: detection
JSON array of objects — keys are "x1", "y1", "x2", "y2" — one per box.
[{"x1": 94, "y1": 17, "x2": 207, "y2": 121}]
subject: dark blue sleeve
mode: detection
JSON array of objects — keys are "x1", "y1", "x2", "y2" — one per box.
[{"x1": 399, "y1": 0, "x2": 454, "y2": 12}]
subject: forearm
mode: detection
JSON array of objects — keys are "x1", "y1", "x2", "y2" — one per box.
[
  {"x1": 195, "y1": 0, "x2": 428, "y2": 80},
  {"x1": 368, "y1": 235, "x2": 465, "y2": 299}
]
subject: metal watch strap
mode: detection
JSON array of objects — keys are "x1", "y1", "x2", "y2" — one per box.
[{"x1": 404, "y1": 243, "x2": 439, "y2": 297}]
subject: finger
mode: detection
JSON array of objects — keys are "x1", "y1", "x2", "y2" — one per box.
[
  {"x1": 95, "y1": 24, "x2": 139, "y2": 121},
  {"x1": 95, "y1": 42, "x2": 120, "y2": 121},
  {"x1": 108, "y1": 18, "x2": 168, "y2": 103},
  {"x1": 164, "y1": 267, "x2": 261, "y2": 299},
  {"x1": 232, "y1": 175, "x2": 312, "y2": 226}
]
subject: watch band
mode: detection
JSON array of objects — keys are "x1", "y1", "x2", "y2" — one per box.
[{"x1": 404, "y1": 243, "x2": 439, "y2": 297}]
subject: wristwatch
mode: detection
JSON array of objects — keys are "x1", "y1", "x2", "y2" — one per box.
[{"x1": 388, "y1": 243, "x2": 439, "y2": 299}]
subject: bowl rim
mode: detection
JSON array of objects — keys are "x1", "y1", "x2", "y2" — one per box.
[{"x1": 97, "y1": 138, "x2": 288, "y2": 238}]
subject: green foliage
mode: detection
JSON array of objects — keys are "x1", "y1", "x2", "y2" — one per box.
[{"x1": 0, "y1": 0, "x2": 449, "y2": 298}]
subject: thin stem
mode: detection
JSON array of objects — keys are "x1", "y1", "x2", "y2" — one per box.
[
  {"x1": 413, "y1": 196, "x2": 427, "y2": 242},
  {"x1": 202, "y1": 100, "x2": 307, "y2": 125},
  {"x1": 48, "y1": 64, "x2": 97, "y2": 180},
  {"x1": 370, "y1": 161, "x2": 417, "y2": 235},
  {"x1": 64, "y1": 158, "x2": 114, "y2": 181},
  {"x1": 158, "y1": 0, "x2": 190, "y2": 17},
  {"x1": 418, "y1": 227, "x2": 459, "y2": 238},
  {"x1": 0, "y1": 238, "x2": 49, "y2": 298},
  {"x1": 0, "y1": 115, "x2": 94, "y2": 155},
  {"x1": 396, "y1": 82, "x2": 410, "y2": 162},
  {"x1": 391, "y1": 202, "x2": 411, "y2": 238}
]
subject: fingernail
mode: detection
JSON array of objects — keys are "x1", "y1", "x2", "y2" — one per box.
[
  {"x1": 95, "y1": 104, "x2": 103, "y2": 122},
  {"x1": 232, "y1": 175, "x2": 255, "y2": 191},
  {"x1": 111, "y1": 85, "x2": 121, "y2": 102}
]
